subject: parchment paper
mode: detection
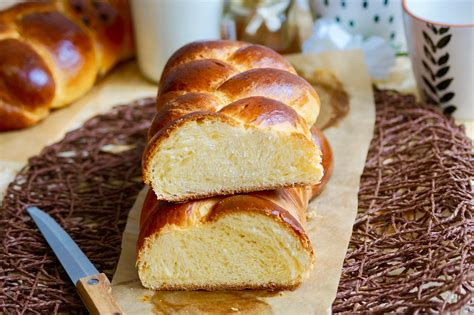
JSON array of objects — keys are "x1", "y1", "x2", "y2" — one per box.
[
  {"x1": 111, "y1": 50, "x2": 375, "y2": 315},
  {"x1": 0, "y1": 62, "x2": 156, "y2": 200}
]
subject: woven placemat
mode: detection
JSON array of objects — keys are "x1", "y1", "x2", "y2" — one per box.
[
  {"x1": 0, "y1": 98, "x2": 155, "y2": 314},
  {"x1": 333, "y1": 90, "x2": 473, "y2": 313},
  {"x1": 0, "y1": 92, "x2": 472, "y2": 314}
]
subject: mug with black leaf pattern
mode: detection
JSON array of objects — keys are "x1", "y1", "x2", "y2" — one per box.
[{"x1": 403, "y1": 0, "x2": 474, "y2": 119}]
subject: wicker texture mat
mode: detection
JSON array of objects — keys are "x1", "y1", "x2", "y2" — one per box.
[
  {"x1": 0, "y1": 98, "x2": 155, "y2": 314},
  {"x1": 0, "y1": 92, "x2": 472, "y2": 314},
  {"x1": 333, "y1": 90, "x2": 473, "y2": 313}
]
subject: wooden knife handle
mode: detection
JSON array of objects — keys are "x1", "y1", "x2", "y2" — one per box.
[{"x1": 76, "y1": 273, "x2": 123, "y2": 315}]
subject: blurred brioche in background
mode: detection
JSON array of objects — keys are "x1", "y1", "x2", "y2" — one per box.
[{"x1": 0, "y1": 0, "x2": 133, "y2": 131}]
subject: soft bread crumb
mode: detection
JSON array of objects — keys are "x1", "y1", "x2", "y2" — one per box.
[
  {"x1": 306, "y1": 209, "x2": 318, "y2": 220},
  {"x1": 137, "y1": 212, "x2": 313, "y2": 290},
  {"x1": 147, "y1": 119, "x2": 323, "y2": 201}
]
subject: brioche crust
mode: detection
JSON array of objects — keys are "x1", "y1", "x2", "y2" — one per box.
[
  {"x1": 143, "y1": 40, "x2": 322, "y2": 202},
  {"x1": 137, "y1": 41, "x2": 331, "y2": 290},
  {"x1": 0, "y1": 0, "x2": 133, "y2": 130},
  {"x1": 139, "y1": 281, "x2": 300, "y2": 292},
  {"x1": 310, "y1": 126, "x2": 334, "y2": 197},
  {"x1": 137, "y1": 188, "x2": 314, "y2": 291}
]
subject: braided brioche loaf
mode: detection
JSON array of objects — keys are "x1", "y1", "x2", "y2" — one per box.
[
  {"x1": 137, "y1": 126, "x2": 332, "y2": 290},
  {"x1": 144, "y1": 40, "x2": 323, "y2": 202},
  {"x1": 0, "y1": 0, "x2": 133, "y2": 131}
]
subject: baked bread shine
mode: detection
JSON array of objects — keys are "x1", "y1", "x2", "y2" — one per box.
[
  {"x1": 137, "y1": 126, "x2": 333, "y2": 291},
  {"x1": 143, "y1": 40, "x2": 323, "y2": 202},
  {"x1": 0, "y1": 0, "x2": 134, "y2": 131}
]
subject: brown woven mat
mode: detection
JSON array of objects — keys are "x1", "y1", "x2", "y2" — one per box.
[
  {"x1": 0, "y1": 91, "x2": 472, "y2": 314},
  {"x1": 0, "y1": 98, "x2": 155, "y2": 314},
  {"x1": 334, "y1": 90, "x2": 473, "y2": 313}
]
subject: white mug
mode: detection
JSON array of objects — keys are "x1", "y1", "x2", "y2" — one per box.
[
  {"x1": 402, "y1": 0, "x2": 474, "y2": 119},
  {"x1": 131, "y1": 0, "x2": 223, "y2": 82}
]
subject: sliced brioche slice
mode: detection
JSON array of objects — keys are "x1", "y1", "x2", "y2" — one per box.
[
  {"x1": 137, "y1": 127, "x2": 334, "y2": 291},
  {"x1": 143, "y1": 97, "x2": 324, "y2": 202},
  {"x1": 137, "y1": 188, "x2": 314, "y2": 291}
]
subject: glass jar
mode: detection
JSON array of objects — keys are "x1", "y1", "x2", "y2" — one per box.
[{"x1": 223, "y1": 0, "x2": 313, "y2": 54}]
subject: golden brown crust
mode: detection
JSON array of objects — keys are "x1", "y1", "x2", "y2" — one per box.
[
  {"x1": 0, "y1": 100, "x2": 48, "y2": 131},
  {"x1": 136, "y1": 187, "x2": 313, "y2": 291},
  {"x1": 0, "y1": 39, "x2": 55, "y2": 128},
  {"x1": 310, "y1": 126, "x2": 333, "y2": 197},
  {"x1": 160, "y1": 40, "x2": 249, "y2": 79},
  {"x1": 0, "y1": 39, "x2": 55, "y2": 110},
  {"x1": 159, "y1": 59, "x2": 238, "y2": 96},
  {"x1": 139, "y1": 189, "x2": 162, "y2": 227},
  {"x1": 152, "y1": 40, "x2": 318, "y2": 132},
  {"x1": 228, "y1": 44, "x2": 296, "y2": 74},
  {"x1": 18, "y1": 10, "x2": 98, "y2": 108},
  {"x1": 137, "y1": 187, "x2": 312, "y2": 255},
  {"x1": 0, "y1": 0, "x2": 133, "y2": 131},
  {"x1": 217, "y1": 68, "x2": 320, "y2": 123},
  {"x1": 139, "y1": 280, "x2": 301, "y2": 292},
  {"x1": 61, "y1": 0, "x2": 134, "y2": 74},
  {"x1": 160, "y1": 40, "x2": 297, "y2": 79},
  {"x1": 150, "y1": 180, "x2": 311, "y2": 204},
  {"x1": 145, "y1": 40, "x2": 321, "y2": 201},
  {"x1": 219, "y1": 96, "x2": 310, "y2": 136},
  {"x1": 148, "y1": 93, "x2": 221, "y2": 139}
]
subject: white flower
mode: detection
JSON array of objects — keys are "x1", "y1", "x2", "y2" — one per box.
[{"x1": 303, "y1": 19, "x2": 396, "y2": 79}]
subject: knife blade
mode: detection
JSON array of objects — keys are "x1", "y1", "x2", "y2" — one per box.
[{"x1": 27, "y1": 206, "x2": 123, "y2": 315}]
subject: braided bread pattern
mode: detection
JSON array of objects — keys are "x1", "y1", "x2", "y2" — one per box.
[
  {"x1": 143, "y1": 41, "x2": 323, "y2": 202},
  {"x1": 0, "y1": 0, "x2": 133, "y2": 131},
  {"x1": 147, "y1": 40, "x2": 320, "y2": 140},
  {"x1": 137, "y1": 42, "x2": 331, "y2": 289}
]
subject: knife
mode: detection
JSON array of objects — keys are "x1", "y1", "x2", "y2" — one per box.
[{"x1": 27, "y1": 206, "x2": 123, "y2": 315}]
